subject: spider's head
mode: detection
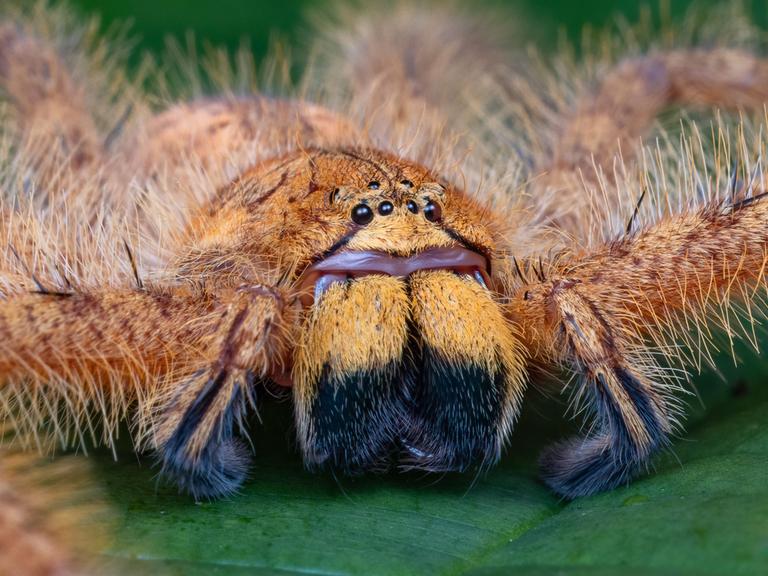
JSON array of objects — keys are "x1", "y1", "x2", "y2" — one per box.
[
  {"x1": 289, "y1": 149, "x2": 498, "y2": 306},
  {"x1": 205, "y1": 148, "x2": 527, "y2": 476}
]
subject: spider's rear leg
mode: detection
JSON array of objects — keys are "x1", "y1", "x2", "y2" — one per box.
[
  {"x1": 0, "y1": 23, "x2": 101, "y2": 170},
  {"x1": 535, "y1": 49, "x2": 768, "y2": 236}
]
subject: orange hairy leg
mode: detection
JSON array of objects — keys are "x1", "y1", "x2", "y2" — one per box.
[
  {"x1": 0, "y1": 280, "x2": 296, "y2": 498},
  {"x1": 507, "y1": 194, "x2": 768, "y2": 497},
  {"x1": 0, "y1": 23, "x2": 101, "y2": 170},
  {"x1": 0, "y1": 288, "x2": 212, "y2": 382},
  {"x1": 535, "y1": 49, "x2": 768, "y2": 235}
]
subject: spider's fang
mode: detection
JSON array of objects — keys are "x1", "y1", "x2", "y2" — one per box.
[
  {"x1": 473, "y1": 269, "x2": 489, "y2": 290},
  {"x1": 313, "y1": 272, "x2": 347, "y2": 302}
]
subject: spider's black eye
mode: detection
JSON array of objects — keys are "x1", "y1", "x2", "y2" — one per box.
[
  {"x1": 351, "y1": 203, "x2": 374, "y2": 225},
  {"x1": 368, "y1": 181, "x2": 380, "y2": 190},
  {"x1": 423, "y1": 200, "x2": 442, "y2": 222},
  {"x1": 406, "y1": 200, "x2": 419, "y2": 214},
  {"x1": 378, "y1": 201, "x2": 394, "y2": 216},
  {"x1": 400, "y1": 179, "x2": 414, "y2": 188}
]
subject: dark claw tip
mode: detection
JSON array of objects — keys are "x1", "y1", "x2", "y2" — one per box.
[
  {"x1": 159, "y1": 438, "x2": 251, "y2": 500},
  {"x1": 539, "y1": 436, "x2": 646, "y2": 500}
]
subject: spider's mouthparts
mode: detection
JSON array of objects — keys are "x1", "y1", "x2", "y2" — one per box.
[{"x1": 297, "y1": 246, "x2": 491, "y2": 306}]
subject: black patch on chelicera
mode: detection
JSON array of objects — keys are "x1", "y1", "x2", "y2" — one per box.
[
  {"x1": 304, "y1": 362, "x2": 407, "y2": 473},
  {"x1": 400, "y1": 346, "x2": 505, "y2": 472}
]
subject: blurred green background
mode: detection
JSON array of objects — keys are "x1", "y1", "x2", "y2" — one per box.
[
  {"x1": 51, "y1": 1, "x2": 768, "y2": 575},
  {"x1": 68, "y1": 0, "x2": 767, "y2": 63}
]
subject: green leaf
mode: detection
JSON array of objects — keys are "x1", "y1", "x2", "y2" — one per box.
[{"x1": 90, "y1": 345, "x2": 768, "y2": 576}]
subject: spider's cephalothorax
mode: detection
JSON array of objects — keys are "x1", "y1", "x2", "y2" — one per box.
[
  {"x1": 2, "y1": 1, "x2": 768, "y2": 510},
  {"x1": 177, "y1": 149, "x2": 526, "y2": 475}
]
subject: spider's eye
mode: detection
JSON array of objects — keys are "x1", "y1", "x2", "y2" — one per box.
[
  {"x1": 423, "y1": 200, "x2": 442, "y2": 222},
  {"x1": 351, "y1": 203, "x2": 374, "y2": 225},
  {"x1": 378, "y1": 201, "x2": 394, "y2": 216},
  {"x1": 368, "y1": 181, "x2": 380, "y2": 190},
  {"x1": 406, "y1": 200, "x2": 419, "y2": 214},
  {"x1": 400, "y1": 179, "x2": 414, "y2": 188}
]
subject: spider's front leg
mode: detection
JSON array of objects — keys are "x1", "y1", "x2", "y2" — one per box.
[
  {"x1": 510, "y1": 277, "x2": 672, "y2": 497},
  {"x1": 0, "y1": 278, "x2": 297, "y2": 498},
  {"x1": 152, "y1": 282, "x2": 297, "y2": 498},
  {"x1": 507, "y1": 195, "x2": 768, "y2": 497}
]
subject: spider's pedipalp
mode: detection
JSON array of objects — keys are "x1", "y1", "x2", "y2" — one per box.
[
  {"x1": 535, "y1": 283, "x2": 673, "y2": 497},
  {"x1": 152, "y1": 283, "x2": 297, "y2": 498},
  {"x1": 157, "y1": 367, "x2": 255, "y2": 499}
]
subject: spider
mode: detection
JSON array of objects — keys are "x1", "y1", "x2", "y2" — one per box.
[{"x1": 1, "y1": 0, "x2": 767, "y2": 506}]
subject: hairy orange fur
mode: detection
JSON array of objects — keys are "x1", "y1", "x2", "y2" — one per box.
[{"x1": 2, "y1": 0, "x2": 768, "y2": 569}]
